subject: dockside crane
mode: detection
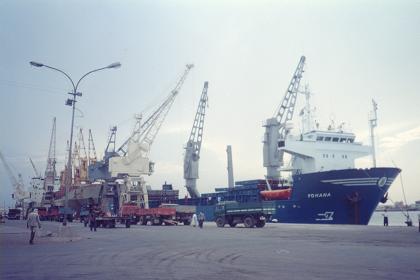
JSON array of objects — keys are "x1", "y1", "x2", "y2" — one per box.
[
  {"x1": 0, "y1": 151, "x2": 28, "y2": 210},
  {"x1": 109, "y1": 64, "x2": 194, "y2": 177},
  {"x1": 263, "y1": 56, "x2": 305, "y2": 180},
  {"x1": 88, "y1": 129, "x2": 98, "y2": 165},
  {"x1": 183, "y1": 81, "x2": 209, "y2": 198},
  {"x1": 44, "y1": 117, "x2": 57, "y2": 194},
  {"x1": 107, "y1": 64, "x2": 194, "y2": 208}
]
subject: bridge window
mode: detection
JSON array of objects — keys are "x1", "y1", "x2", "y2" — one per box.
[
  {"x1": 316, "y1": 136, "x2": 324, "y2": 141},
  {"x1": 340, "y1": 138, "x2": 347, "y2": 142},
  {"x1": 332, "y1": 137, "x2": 339, "y2": 142},
  {"x1": 325, "y1": 137, "x2": 331, "y2": 141}
]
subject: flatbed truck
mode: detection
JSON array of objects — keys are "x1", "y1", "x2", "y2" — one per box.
[{"x1": 214, "y1": 201, "x2": 276, "y2": 228}]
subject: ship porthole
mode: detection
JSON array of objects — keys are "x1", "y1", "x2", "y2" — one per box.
[{"x1": 378, "y1": 177, "x2": 387, "y2": 187}]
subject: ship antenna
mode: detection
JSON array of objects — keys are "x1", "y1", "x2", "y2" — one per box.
[{"x1": 369, "y1": 99, "x2": 378, "y2": 167}]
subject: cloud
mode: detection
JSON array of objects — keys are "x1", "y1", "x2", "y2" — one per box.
[{"x1": 380, "y1": 125, "x2": 420, "y2": 152}]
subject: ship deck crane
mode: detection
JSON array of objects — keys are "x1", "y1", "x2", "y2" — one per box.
[
  {"x1": 263, "y1": 56, "x2": 305, "y2": 181},
  {"x1": 0, "y1": 151, "x2": 28, "y2": 209},
  {"x1": 184, "y1": 81, "x2": 209, "y2": 198},
  {"x1": 109, "y1": 64, "x2": 194, "y2": 177},
  {"x1": 108, "y1": 64, "x2": 194, "y2": 208}
]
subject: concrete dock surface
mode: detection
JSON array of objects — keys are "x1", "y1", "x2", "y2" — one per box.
[{"x1": 1, "y1": 220, "x2": 419, "y2": 280}]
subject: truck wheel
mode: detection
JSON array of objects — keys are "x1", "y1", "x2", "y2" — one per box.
[
  {"x1": 256, "y1": 220, "x2": 266, "y2": 228},
  {"x1": 244, "y1": 216, "x2": 255, "y2": 228},
  {"x1": 216, "y1": 217, "x2": 225, "y2": 227}
]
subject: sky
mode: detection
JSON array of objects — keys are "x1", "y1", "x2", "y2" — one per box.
[{"x1": 0, "y1": 0, "x2": 419, "y2": 208}]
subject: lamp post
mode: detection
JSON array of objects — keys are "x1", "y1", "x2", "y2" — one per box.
[{"x1": 30, "y1": 61, "x2": 121, "y2": 225}]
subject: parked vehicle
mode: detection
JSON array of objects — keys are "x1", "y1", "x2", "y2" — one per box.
[
  {"x1": 58, "y1": 207, "x2": 75, "y2": 222},
  {"x1": 214, "y1": 201, "x2": 275, "y2": 228},
  {"x1": 159, "y1": 204, "x2": 196, "y2": 225},
  {"x1": 7, "y1": 208, "x2": 22, "y2": 220},
  {"x1": 137, "y1": 207, "x2": 176, "y2": 226},
  {"x1": 36, "y1": 207, "x2": 48, "y2": 221}
]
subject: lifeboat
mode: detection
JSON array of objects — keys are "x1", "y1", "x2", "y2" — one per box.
[{"x1": 260, "y1": 188, "x2": 292, "y2": 200}]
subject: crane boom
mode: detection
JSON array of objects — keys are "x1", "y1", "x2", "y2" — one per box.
[
  {"x1": 263, "y1": 56, "x2": 305, "y2": 180},
  {"x1": 274, "y1": 56, "x2": 306, "y2": 138},
  {"x1": 0, "y1": 151, "x2": 27, "y2": 200},
  {"x1": 184, "y1": 81, "x2": 209, "y2": 198},
  {"x1": 44, "y1": 117, "x2": 57, "y2": 192},
  {"x1": 109, "y1": 64, "x2": 194, "y2": 177},
  {"x1": 88, "y1": 129, "x2": 98, "y2": 165},
  {"x1": 29, "y1": 158, "x2": 40, "y2": 177},
  {"x1": 117, "y1": 64, "x2": 194, "y2": 156}
]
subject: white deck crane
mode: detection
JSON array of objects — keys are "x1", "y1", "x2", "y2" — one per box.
[
  {"x1": 109, "y1": 64, "x2": 194, "y2": 177},
  {"x1": 263, "y1": 56, "x2": 305, "y2": 180},
  {"x1": 108, "y1": 64, "x2": 194, "y2": 207},
  {"x1": 184, "y1": 81, "x2": 209, "y2": 198},
  {"x1": 0, "y1": 151, "x2": 28, "y2": 211}
]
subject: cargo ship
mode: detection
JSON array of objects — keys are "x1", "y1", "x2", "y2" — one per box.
[
  {"x1": 178, "y1": 57, "x2": 400, "y2": 225},
  {"x1": 178, "y1": 125, "x2": 400, "y2": 224}
]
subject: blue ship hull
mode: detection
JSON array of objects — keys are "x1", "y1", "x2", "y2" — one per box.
[{"x1": 178, "y1": 167, "x2": 401, "y2": 225}]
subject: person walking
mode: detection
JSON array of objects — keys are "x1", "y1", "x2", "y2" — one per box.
[
  {"x1": 382, "y1": 209, "x2": 389, "y2": 226},
  {"x1": 89, "y1": 208, "x2": 97, "y2": 232},
  {"x1": 191, "y1": 213, "x2": 198, "y2": 227},
  {"x1": 27, "y1": 208, "x2": 41, "y2": 245},
  {"x1": 198, "y1": 212, "x2": 205, "y2": 229}
]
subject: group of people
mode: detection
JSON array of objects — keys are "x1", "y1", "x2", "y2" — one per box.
[{"x1": 191, "y1": 212, "x2": 205, "y2": 228}]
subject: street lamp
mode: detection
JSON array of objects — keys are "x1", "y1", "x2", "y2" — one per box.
[{"x1": 30, "y1": 61, "x2": 121, "y2": 225}]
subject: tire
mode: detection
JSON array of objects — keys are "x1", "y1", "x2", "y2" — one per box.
[
  {"x1": 256, "y1": 219, "x2": 266, "y2": 228},
  {"x1": 215, "y1": 217, "x2": 225, "y2": 227},
  {"x1": 243, "y1": 216, "x2": 255, "y2": 228}
]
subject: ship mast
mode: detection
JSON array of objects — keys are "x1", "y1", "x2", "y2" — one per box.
[{"x1": 369, "y1": 99, "x2": 378, "y2": 167}]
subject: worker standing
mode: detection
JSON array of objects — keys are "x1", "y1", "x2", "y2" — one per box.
[
  {"x1": 27, "y1": 208, "x2": 41, "y2": 245},
  {"x1": 192, "y1": 213, "x2": 198, "y2": 227},
  {"x1": 198, "y1": 212, "x2": 205, "y2": 229},
  {"x1": 89, "y1": 208, "x2": 97, "y2": 232},
  {"x1": 382, "y1": 209, "x2": 389, "y2": 226}
]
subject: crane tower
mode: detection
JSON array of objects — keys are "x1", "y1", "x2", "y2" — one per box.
[
  {"x1": 263, "y1": 56, "x2": 305, "y2": 180},
  {"x1": 184, "y1": 81, "x2": 209, "y2": 198}
]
